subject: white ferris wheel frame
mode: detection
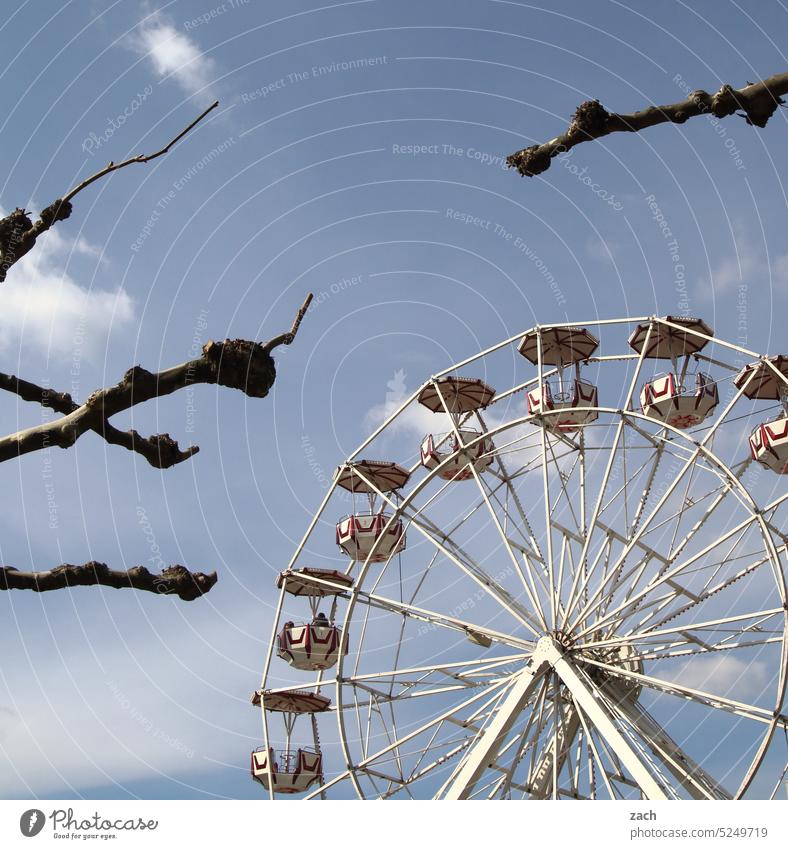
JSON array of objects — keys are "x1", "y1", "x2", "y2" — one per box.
[{"x1": 259, "y1": 315, "x2": 788, "y2": 801}]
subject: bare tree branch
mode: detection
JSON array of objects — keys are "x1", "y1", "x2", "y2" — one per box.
[
  {"x1": 0, "y1": 95, "x2": 311, "y2": 600},
  {"x1": 1, "y1": 562, "x2": 217, "y2": 600},
  {"x1": 0, "y1": 293, "x2": 313, "y2": 467},
  {"x1": 0, "y1": 101, "x2": 219, "y2": 282},
  {"x1": 61, "y1": 101, "x2": 220, "y2": 205},
  {"x1": 261, "y1": 292, "x2": 314, "y2": 352},
  {"x1": 507, "y1": 71, "x2": 788, "y2": 178},
  {"x1": 0, "y1": 372, "x2": 198, "y2": 469},
  {"x1": 0, "y1": 295, "x2": 311, "y2": 599},
  {"x1": 0, "y1": 372, "x2": 76, "y2": 413}
]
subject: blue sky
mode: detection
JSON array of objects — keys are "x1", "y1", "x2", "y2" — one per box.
[{"x1": 0, "y1": 0, "x2": 787, "y2": 799}]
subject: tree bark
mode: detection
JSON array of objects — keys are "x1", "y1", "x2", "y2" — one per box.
[
  {"x1": 0, "y1": 294, "x2": 312, "y2": 598},
  {"x1": 1, "y1": 562, "x2": 217, "y2": 601},
  {"x1": 507, "y1": 71, "x2": 788, "y2": 178}
]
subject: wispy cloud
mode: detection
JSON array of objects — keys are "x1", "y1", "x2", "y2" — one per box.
[
  {"x1": 363, "y1": 368, "x2": 544, "y2": 468},
  {"x1": 128, "y1": 13, "x2": 216, "y2": 97},
  {"x1": 364, "y1": 368, "x2": 437, "y2": 436},
  {"x1": 0, "y1": 211, "x2": 134, "y2": 360},
  {"x1": 662, "y1": 654, "x2": 769, "y2": 700}
]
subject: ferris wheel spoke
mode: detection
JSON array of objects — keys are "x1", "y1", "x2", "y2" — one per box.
[
  {"x1": 476, "y1": 410, "x2": 546, "y2": 560},
  {"x1": 637, "y1": 609, "x2": 780, "y2": 650},
  {"x1": 539, "y1": 426, "x2": 558, "y2": 628},
  {"x1": 544, "y1": 435, "x2": 583, "y2": 532},
  {"x1": 572, "y1": 492, "x2": 787, "y2": 642},
  {"x1": 578, "y1": 607, "x2": 784, "y2": 654},
  {"x1": 567, "y1": 375, "x2": 757, "y2": 636},
  {"x1": 558, "y1": 435, "x2": 632, "y2": 631},
  {"x1": 527, "y1": 678, "x2": 583, "y2": 798},
  {"x1": 394, "y1": 506, "x2": 539, "y2": 636},
  {"x1": 473, "y1": 413, "x2": 568, "y2": 612},
  {"x1": 577, "y1": 655, "x2": 788, "y2": 731},
  {"x1": 346, "y1": 669, "x2": 514, "y2": 707},
  {"x1": 494, "y1": 675, "x2": 551, "y2": 798},
  {"x1": 359, "y1": 716, "x2": 475, "y2": 794},
  {"x1": 381, "y1": 735, "x2": 476, "y2": 798},
  {"x1": 398, "y1": 724, "x2": 455, "y2": 791},
  {"x1": 620, "y1": 553, "x2": 772, "y2": 638},
  {"x1": 552, "y1": 517, "x2": 691, "y2": 636},
  {"x1": 353, "y1": 588, "x2": 533, "y2": 649},
  {"x1": 570, "y1": 695, "x2": 620, "y2": 799},
  {"x1": 547, "y1": 646, "x2": 670, "y2": 799},
  {"x1": 609, "y1": 635, "x2": 783, "y2": 663},
  {"x1": 484, "y1": 471, "x2": 548, "y2": 569},
  {"x1": 382, "y1": 682, "x2": 524, "y2": 790},
  {"x1": 559, "y1": 325, "x2": 657, "y2": 631},
  {"x1": 605, "y1": 629, "x2": 782, "y2": 661},
  {"x1": 311, "y1": 673, "x2": 516, "y2": 799},
  {"x1": 345, "y1": 653, "x2": 530, "y2": 686},
  {"x1": 466, "y1": 461, "x2": 551, "y2": 630},
  {"x1": 529, "y1": 330, "x2": 556, "y2": 629},
  {"x1": 600, "y1": 686, "x2": 726, "y2": 799},
  {"x1": 349, "y1": 679, "x2": 484, "y2": 708},
  {"x1": 475, "y1": 439, "x2": 555, "y2": 606},
  {"x1": 431, "y1": 382, "x2": 547, "y2": 606},
  {"x1": 385, "y1": 498, "x2": 544, "y2": 634},
  {"x1": 597, "y1": 432, "x2": 662, "y2": 526},
  {"x1": 663, "y1": 445, "x2": 705, "y2": 563},
  {"x1": 602, "y1": 512, "x2": 748, "y2": 637}
]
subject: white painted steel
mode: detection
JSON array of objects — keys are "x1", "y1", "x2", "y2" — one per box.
[{"x1": 259, "y1": 317, "x2": 788, "y2": 801}]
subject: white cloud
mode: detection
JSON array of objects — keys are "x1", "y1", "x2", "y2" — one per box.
[
  {"x1": 662, "y1": 654, "x2": 769, "y2": 700},
  {"x1": 0, "y1": 213, "x2": 135, "y2": 360},
  {"x1": 129, "y1": 14, "x2": 215, "y2": 96},
  {"x1": 364, "y1": 369, "x2": 438, "y2": 437},
  {"x1": 363, "y1": 369, "x2": 544, "y2": 470}
]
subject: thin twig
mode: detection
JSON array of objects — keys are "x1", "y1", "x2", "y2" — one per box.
[
  {"x1": 0, "y1": 101, "x2": 219, "y2": 282},
  {"x1": 62, "y1": 100, "x2": 220, "y2": 204},
  {"x1": 263, "y1": 292, "x2": 314, "y2": 352}
]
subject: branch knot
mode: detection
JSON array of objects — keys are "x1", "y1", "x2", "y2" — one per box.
[
  {"x1": 202, "y1": 339, "x2": 276, "y2": 398},
  {"x1": 711, "y1": 84, "x2": 738, "y2": 118},
  {"x1": 568, "y1": 99, "x2": 610, "y2": 137},
  {"x1": 38, "y1": 199, "x2": 72, "y2": 227}
]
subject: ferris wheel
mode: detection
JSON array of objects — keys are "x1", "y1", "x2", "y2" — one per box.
[{"x1": 252, "y1": 315, "x2": 788, "y2": 800}]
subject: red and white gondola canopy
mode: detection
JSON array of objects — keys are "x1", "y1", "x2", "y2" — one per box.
[
  {"x1": 628, "y1": 316, "x2": 713, "y2": 359},
  {"x1": 417, "y1": 376, "x2": 496, "y2": 414},
  {"x1": 734, "y1": 356, "x2": 788, "y2": 400},
  {"x1": 334, "y1": 460, "x2": 410, "y2": 493},
  {"x1": 518, "y1": 326, "x2": 599, "y2": 366},
  {"x1": 251, "y1": 689, "x2": 331, "y2": 713},
  {"x1": 277, "y1": 567, "x2": 354, "y2": 597}
]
